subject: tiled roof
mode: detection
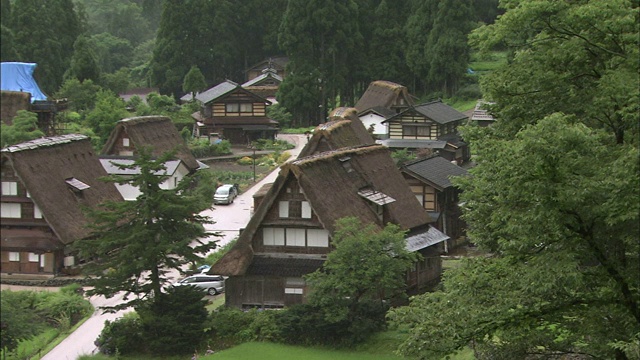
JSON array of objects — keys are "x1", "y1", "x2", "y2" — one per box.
[
  {"x1": 402, "y1": 156, "x2": 469, "y2": 189},
  {"x1": 405, "y1": 226, "x2": 449, "y2": 252},
  {"x1": 180, "y1": 80, "x2": 238, "y2": 103},
  {"x1": 413, "y1": 101, "x2": 468, "y2": 124},
  {"x1": 1, "y1": 134, "x2": 87, "y2": 153},
  {"x1": 376, "y1": 139, "x2": 447, "y2": 149}
]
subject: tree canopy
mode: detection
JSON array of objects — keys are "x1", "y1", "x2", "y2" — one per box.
[
  {"x1": 391, "y1": 0, "x2": 640, "y2": 358},
  {"x1": 0, "y1": 110, "x2": 45, "y2": 147}
]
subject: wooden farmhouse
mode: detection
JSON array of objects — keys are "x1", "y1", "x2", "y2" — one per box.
[
  {"x1": 209, "y1": 144, "x2": 449, "y2": 309},
  {"x1": 297, "y1": 107, "x2": 375, "y2": 158},
  {"x1": 182, "y1": 80, "x2": 278, "y2": 144},
  {"x1": 1, "y1": 135, "x2": 123, "y2": 275},
  {"x1": 379, "y1": 100, "x2": 470, "y2": 164},
  {"x1": 100, "y1": 116, "x2": 205, "y2": 200},
  {"x1": 354, "y1": 80, "x2": 415, "y2": 139},
  {"x1": 241, "y1": 67, "x2": 283, "y2": 104},
  {"x1": 244, "y1": 56, "x2": 288, "y2": 83},
  {"x1": 400, "y1": 155, "x2": 469, "y2": 251}
]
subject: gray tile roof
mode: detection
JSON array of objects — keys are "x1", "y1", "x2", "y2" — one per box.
[
  {"x1": 99, "y1": 157, "x2": 181, "y2": 176},
  {"x1": 180, "y1": 80, "x2": 239, "y2": 103},
  {"x1": 413, "y1": 100, "x2": 468, "y2": 124},
  {"x1": 1, "y1": 134, "x2": 87, "y2": 153},
  {"x1": 405, "y1": 226, "x2": 449, "y2": 252},
  {"x1": 376, "y1": 139, "x2": 447, "y2": 149},
  {"x1": 241, "y1": 71, "x2": 283, "y2": 87},
  {"x1": 402, "y1": 156, "x2": 469, "y2": 189}
]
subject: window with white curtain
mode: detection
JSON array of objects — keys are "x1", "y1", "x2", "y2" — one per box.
[
  {"x1": 1, "y1": 203, "x2": 21, "y2": 218},
  {"x1": 286, "y1": 228, "x2": 306, "y2": 246},
  {"x1": 9, "y1": 252, "x2": 19, "y2": 261},
  {"x1": 301, "y1": 201, "x2": 312, "y2": 218},
  {"x1": 1, "y1": 182, "x2": 17, "y2": 196},
  {"x1": 307, "y1": 229, "x2": 329, "y2": 247},
  {"x1": 263, "y1": 228, "x2": 285, "y2": 246},
  {"x1": 28, "y1": 253, "x2": 39, "y2": 262},
  {"x1": 279, "y1": 201, "x2": 289, "y2": 218},
  {"x1": 34, "y1": 204, "x2": 42, "y2": 219}
]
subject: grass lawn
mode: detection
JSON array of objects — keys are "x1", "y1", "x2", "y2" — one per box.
[{"x1": 202, "y1": 342, "x2": 403, "y2": 360}]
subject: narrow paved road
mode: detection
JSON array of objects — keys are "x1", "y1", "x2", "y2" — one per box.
[{"x1": 37, "y1": 134, "x2": 307, "y2": 360}]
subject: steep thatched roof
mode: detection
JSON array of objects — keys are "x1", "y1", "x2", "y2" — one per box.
[
  {"x1": 101, "y1": 116, "x2": 200, "y2": 171},
  {"x1": 354, "y1": 80, "x2": 414, "y2": 113},
  {"x1": 0, "y1": 90, "x2": 31, "y2": 125},
  {"x1": 298, "y1": 107, "x2": 374, "y2": 158},
  {"x1": 210, "y1": 144, "x2": 436, "y2": 276},
  {"x1": 1, "y1": 134, "x2": 123, "y2": 244}
]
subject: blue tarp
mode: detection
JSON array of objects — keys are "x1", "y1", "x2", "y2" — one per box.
[{"x1": 1, "y1": 62, "x2": 48, "y2": 102}]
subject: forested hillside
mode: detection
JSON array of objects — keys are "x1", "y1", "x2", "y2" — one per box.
[{"x1": 1, "y1": 0, "x2": 500, "y2": 128}]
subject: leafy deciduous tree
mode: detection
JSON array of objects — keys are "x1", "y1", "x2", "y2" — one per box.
[
  {"x1": 182, "y1": 65, "x2": 207, "y2": 100},
  {"x1": 303, "y1": 217, "x2": 418, "y2": 344},
  {"x1": 392, "y1": 114, "x2": 639, "y2": 359},
  {"x1": 0, "y1": 110, "x2": 45, "y2": 147}
]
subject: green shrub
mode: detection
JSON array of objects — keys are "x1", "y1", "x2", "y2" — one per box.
[
  {"x1": 95, "y1": 312, "x2": 144, "y2": 355},
  {"x1": 189, "y1": 139, "x2": 232, "y2": 158},
  {"x1": 137, "y1": 286, "x2": 209, "y2": 356},
  {"x1": 208, "y1": 307, "x2": 256, "y2": 345},
  {"x1": 35, "y1": 291, "x2": 93, "y2": 326},
  {"x1": 236, "y1": 156, "x2": 253, "y2": 165}
]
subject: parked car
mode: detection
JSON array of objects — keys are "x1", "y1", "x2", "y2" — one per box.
[
  {"x1": 172, "y1": 274, "x2": 225, "y2": 295},
  {"x1": 213, "y1": 184, "x2": 238, "y2": 205},
  {"x1": 197, "y1": 264, "x2": 211, "y2": 274}
]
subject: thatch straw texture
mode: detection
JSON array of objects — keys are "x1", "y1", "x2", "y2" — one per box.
[
  {"x1": 101, "y1": 116, "x2": 199, "y2": 171},
  {"x1": 2, "y1": 134, "x2": 123, "y2": 244}
]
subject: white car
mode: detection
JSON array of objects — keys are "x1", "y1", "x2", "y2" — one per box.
[
  {"x1": 213, "y1": 184, "x2": 238, "y2": 205},
  {"x1": 172, "y1": 274, "x2": 225, "y2": 296}
]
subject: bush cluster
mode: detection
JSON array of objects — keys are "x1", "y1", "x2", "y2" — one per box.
[
  {"x1": 189, "y1": 139, "x2": 232, "y2": 158},
  {"x1": 96, "y1": 286, "x2": 208, "y2": 356}
]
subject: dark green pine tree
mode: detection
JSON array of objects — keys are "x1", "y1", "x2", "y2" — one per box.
[
  {"x1": 0, "y1": 0, "x2": 19, "y2": 61},
  {"x1": 278, "y1": 0, "x2": 363, "y2": 123},
  {"x1": 66, "y1": 36, "x2": 101, "y2": 83},
  {"x1": 365, "y1": 0, "x2": 413, "y2": 87},
  {"x1": 424, "y1": 0, "x2": 475, "y2": 96},
  {"x1": 75, "y1": 148, "x2": 220, "y2": 311},
  {"x1": 10, "y1": 0, "x2": 82, "y2": 94},
  {"x1": 404, "y1": 0, "x2": 439, "y2": 94},
  {"x1": 151, "y1": 0, "x2": 241, "y2": 97}
]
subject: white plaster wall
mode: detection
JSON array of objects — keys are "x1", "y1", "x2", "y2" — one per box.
[{"x1": 359, "y1": 114, "x2": 388, "y2": 138}]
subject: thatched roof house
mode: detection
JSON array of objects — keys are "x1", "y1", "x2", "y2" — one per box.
[
  {"x1": 297, "y1": 107, "x2": 375, "y2": 158},
  {"x1": 1, "y1": 134, "x2": 123, "y2": 275},
  {"x1": 0, "y1": 91, "x2": 31, "y2": 125},
  {"x1": 101, "y1": 116, "x2": 200, "y2": 172},
  {"x1": 210, "y1": 144, "x2": 448, "y2": 308},
  {"x1": 354, "y1": 80, "x2": 414, "y2": 113}
]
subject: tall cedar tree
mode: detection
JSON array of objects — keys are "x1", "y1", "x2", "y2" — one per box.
[
  {"x1": 151, "y1": 0, "x2": 242, "y2": 97},
  {"x1": 9, "y1": 0, "x2": 82, "y2": 94},
  {"x1": 391, "y1": 0, "x2": 640, "y2": 358},
  {"x1": 66, "y1": 36, "x2": 101, "y2": 83},
  {"x1": 278, "y1": 0, "x2": 363, "y2": 125},
  {"x1": 424, "y1": 0, "x2": 474, "y2": 96},
  {"x1": 75, "y1": 148, "x2": 218, "y2": 311}
]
